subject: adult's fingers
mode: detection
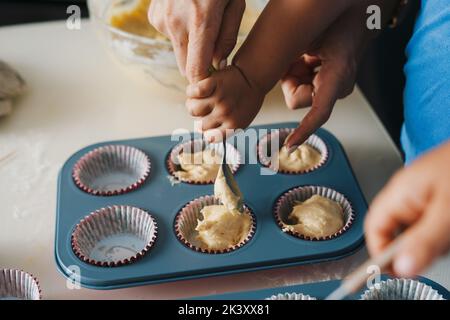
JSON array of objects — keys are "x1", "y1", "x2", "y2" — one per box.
[
  {"x1": 186, "y1": 28, "x2": 219, "y2": 83},
  {"x1": 170, "y1": 34, "x2": 188, "y2": 76},
  {"x1": 284, "y1": 65, "x2": 341, "y2": 148},
  {"x1": 392, "y1": 194, "x2": 450, "y2": 277},
  {"x1": 364, "y1": 171, "x2": 426, "y2": 258},
  {"x1": 148, "y1": 1, "x2": 188, "y2": 75},
  {"x1": 213, "y1": 0, "x2": 246, "y2": 69},
  {"x1": 148, "y1": 0, "x2": 167, "y2": 34},
  {"x1": 186, "y1": 2, "x2": 227, "y2": 84}
]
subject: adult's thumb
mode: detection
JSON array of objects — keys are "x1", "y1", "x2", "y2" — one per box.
[
  {"x1": 393, "y1": 196, "x2": 450, "y2": 277},
  {"x1": 213, "y1": 0, "x2": 246, "y2": 69}
]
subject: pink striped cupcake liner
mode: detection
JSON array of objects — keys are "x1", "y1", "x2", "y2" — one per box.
[
  {"x1": 274, "y1": 185, "x2": 354, "y2": 241},
  {"x1": 174, "y1": 195, "x2": 256, "y2": 254},
  {"x1": 73, "y1": 145, "x2": 151, "y2": 196},
  {"x1": 0, "y1": 269, "x2": 41, "y2": 300},
  {"x1": 266, "y1": 292, "x2": 317, "y2": 300},
  {"x1": 360, "y1": 278, "x2": 445, "y2": 300},
  {"x1": 72, "y1": 205, "x2": 158, "y2": 267}
]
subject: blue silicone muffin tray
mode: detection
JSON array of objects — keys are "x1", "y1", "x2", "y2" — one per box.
[
  {"x1": 55, "y1": 122, "x2": 368, "y2": 289},
  {"x1": 194, "y1": 275, "x2": 450, "y2": 300}
]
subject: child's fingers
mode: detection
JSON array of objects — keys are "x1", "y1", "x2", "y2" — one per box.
[
  {"x1": 393, "y1": 195, "x2": 450, "y2": 277},
  {"x1": 281, "y1": 76, "x2": 313, "y2": 110},
  {"x1": 204, "y1": 122, "x2": 239, "y2": 143},
  {"x1": 213, "y1": 0, "x2": 245, "y2": 68},
  {"x1": 186, "y1": 78, "x2": 216, "y2": 98},
  {"x1": 286, "y1": 56, "x2": 315, "y2": 79},
  {"x1": 303, "y1": 54, "x2": 322, "y2": 68},
  {"x1": 284, "y1": 65, "x2": 340, "y2": 148},
  {"x1": 198, "y1": 113, "x2": 222, "y2": 132},
  {"x1": 203, "y1": 127, "x2": 227, "y2": 143},
  {"x1": 281, "y1": 57, "x2": 315, "y2": 110},
  {"x1": 185, "y1": 98, "x2": 213, "y2": 117}
]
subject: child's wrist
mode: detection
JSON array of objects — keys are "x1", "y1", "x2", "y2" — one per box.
[{"x1": 232, "y1": 58, "x2": 272, "y2": 95}]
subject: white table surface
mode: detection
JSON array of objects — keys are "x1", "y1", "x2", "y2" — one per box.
[{"x1": 0, "y1": 21, "x2": 449, "y2": 300}]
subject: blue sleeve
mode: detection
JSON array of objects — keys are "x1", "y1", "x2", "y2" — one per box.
[{"x1": 401, "y1": 0, "x2": 450, "y2": 164}]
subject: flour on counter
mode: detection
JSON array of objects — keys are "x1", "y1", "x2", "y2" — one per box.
[{"x1": 0, "y1": 131, "x2": 56, "y2": 222}]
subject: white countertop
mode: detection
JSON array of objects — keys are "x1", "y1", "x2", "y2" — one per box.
[{"x1": 0, "y1": 20, "x2": 449, "y2": 299}]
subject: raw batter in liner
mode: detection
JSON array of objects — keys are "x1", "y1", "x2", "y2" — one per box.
[
  {"x1": 174, "y1": 149, "x2": 222, "y2": 183},
  {"x1": 272, "y1": 144, "x2": 322, "y2": 172},
  {"x1": 283, "y1": 195, "x2": 344, "y2": 238},
  {"x1": 195, "y1": 165, "x2": 251, "y2": 250},
  {"x1": 195, "y1": 205, "x2": 252, "y2": 251}
]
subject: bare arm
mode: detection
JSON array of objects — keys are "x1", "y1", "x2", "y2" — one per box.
[
  {"x1": 185, "y1": 0, "x2": 401, "y2": 142},
  {"x1": 233, "y1": 0, "x2": 355, "y2": 93},
  {"x1": 283, "y1": 0, "x2": 401, "y2": 148}
]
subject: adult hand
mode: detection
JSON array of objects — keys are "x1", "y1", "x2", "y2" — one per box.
[
  {"x1": 283, "y1": 5, "x2": 369, "y2": 149},
  {"x1": 365, "y1": 141, "x2": 450, "y2": 277},
  {"x1": 148, "y1": 0, "x2": 245, "y2": 83}
]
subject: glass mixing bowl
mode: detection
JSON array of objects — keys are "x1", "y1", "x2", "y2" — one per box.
[{"x1": 87, "y1": 0, "x2": 267, "y2": 91}]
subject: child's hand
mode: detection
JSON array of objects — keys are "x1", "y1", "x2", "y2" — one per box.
[
  {"x1": 185, "y1": 65, "x2": 265, "y2": 141},
  {"x1": 283, "y1": 5, "x2": 369, "y2": 149},
  {"x1": 281, "y1": 52, "x2": 356, "y2": 149},
  {"x1": 365, "y1": 141, "x2": 450, "y2": 277}
]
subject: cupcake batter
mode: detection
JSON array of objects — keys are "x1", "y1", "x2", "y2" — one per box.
[
  {"x1": 193, "y1": 147, "x2": 248, "y2": 251},
  {"x1": 174, "y1": 149, "x2": 222, "y2": 183},
  {"x1": 196, "y1": 205, "x2": 252, "y2": 250},
  {"x1": 214, "y1": 165, "x2": 242, "y2": 211},
  {"x1": 283, "y1": 195, "x2": 344, "y2": 238},
  {"x1": 272, "y1": 145, "x2": 321, "y2": 172}
]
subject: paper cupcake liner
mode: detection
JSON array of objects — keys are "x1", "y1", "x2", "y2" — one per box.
[
  {"x1": 167, "y1": 139, "x2": 241, "y2": 184},
  {"x1": 258, "y1": 128, "x2": 328, "y2": 174},
  {"x1": 274, "y1": 185, "x2": 354, "y2": 241},
  {"x1": 73, "y1": 145, "x2": 151, "y2": 196},
  {"x1": 72, "y1": 205, "x2": 158, "y2": 267},
  {"x1": 174, "y1": 195, "x2": 256, "y2": 254},
  {"x1": 265, "y1": 292, "x2": 317, "y2": 300},
  {"x1": 0, "y1": 269, "x2": 41, "y2": 300},
  {"x1": 360, "y1": 278, "x2": 445, "y2": 300}
]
